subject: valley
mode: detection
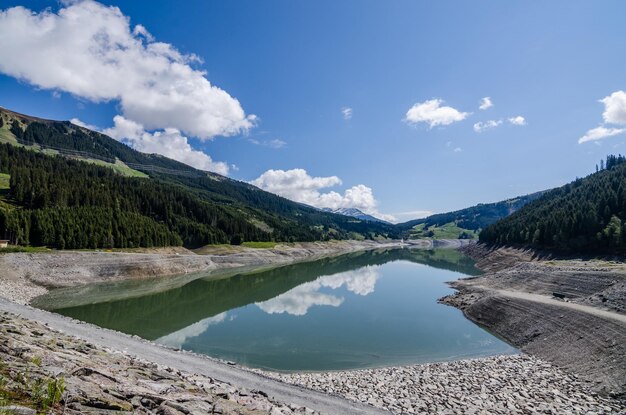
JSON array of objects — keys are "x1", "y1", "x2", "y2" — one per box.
[{"x1": 0, "y1": 106, "x2": 625, "y2": 413}]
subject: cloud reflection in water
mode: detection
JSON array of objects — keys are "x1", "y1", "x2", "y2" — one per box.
[
  {"x1": 157, "y1": 312, "x2": 227, "y2": 348},
  {"x1": 256, "y1": 265, "x2": 381, "y2": 316}
]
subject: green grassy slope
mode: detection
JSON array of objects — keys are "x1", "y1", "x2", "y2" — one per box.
[
  {"x1": 0, "y1": 109, "x2": 147, "y2": 178},
  {"x1": 397, "y1": 191, "x2": 546, "y2": 239},
  {"x1": 408, "y1": 222, "x2": 478, "y2": 240},
  {"x1": 0, "y1": 106, "x2": 399, "y2": 249}
]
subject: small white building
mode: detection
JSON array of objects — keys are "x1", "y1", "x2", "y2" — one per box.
[{"x1": 0, "y1": 240, "x2": 9, "y2": 248}]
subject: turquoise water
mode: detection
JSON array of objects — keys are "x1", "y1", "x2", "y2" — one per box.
[{"x1": 40, "y1": 248, "x2": 516, "y2": 371}]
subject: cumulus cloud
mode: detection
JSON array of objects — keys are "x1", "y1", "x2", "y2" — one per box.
[
  {"x1": 479, "y1": 97, "x2": 493, "y2": 110},
  {"x1": 404, "y1": 99, "x2": 469, "y2": 128},
  {"x1": 453, "y1": 147, "x2": 462, "y2": 152},
  {"x1": 250, "y1": 169, "x2": 394, "y2": 222},
  {"x1": 600, "y1": 90, "x2": 626, "y2": 125},
  {"x1": 0, "y1": 0, "x2": 256, "y2": 140},
  {"x1": 103, "y1": 116, "x2": 230, "y2": 175},
  {"x1": 473, "y1": 119, "x2": 502, "y2": 133},
  {"x1": 251, "y1": 169, "x2": 342, "y2": 200},
  {"x1": 578, "y1": 126, "x2": 626, "y2": 144},
  {"x1": 341, "y1": 107, "x2": 353, "y2": 120},
  {"x1": 508, "y1": 116, "x2": 526, "y2": 126},
  {"x1": 579, "y1": 91, "x2": 626, "y2": 145},
  {"x1": 256, "y1": 266, "x2": 380, "y2": 316}
]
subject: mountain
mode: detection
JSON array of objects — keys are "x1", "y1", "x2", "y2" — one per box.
[
  {"x1": 0, "y1": 107, "x2": 399, "y2": 249},
  {"x1": 480, "y1": 155, "x2": 626, "y2": 253},
  {"x1": 396, "y1": 191, "x2": 546, "y2": 240},
  {"x1": 321, "y1": 207, "x2": 390, "y2": 224},
  {"x1": 0, "y1": 107, "x2": 199, "y2": 177}
]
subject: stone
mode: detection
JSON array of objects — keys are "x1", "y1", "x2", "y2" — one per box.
[{"x1": 0, "y1": 406, "x2": 37, "y2": 415}]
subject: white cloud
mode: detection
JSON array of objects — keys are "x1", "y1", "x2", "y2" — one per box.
[
  {"x1": 578, "y1": 91, "x2": 626, "y2": 145},
  {"x1": 103, "y1": 115, "x2": 229, "y2": 175},
  {"x1": 473, "y1": 119, "x2": 502, "y2": 133},
  {"x1": 249, "y1": 138, "x2": 286, "y2": 149},
  {"x1": 132, "y1": 24, "x2": 154, "y2": 42},
  {"x1": 341, "y1": 107, "x2": 353, "y2": 120},
  {"x1": 508, "y1": 116, "x2": 526, "y2": 126},
  {"x1": 600, "y1": 90, "x2": 626, "y2": 125},
  {"x1": 251, "y1": 169, "x2": 342, "y2": 200},
  {"x1": 479, "y1": 97, "x2": 493, "y2": 110},
  {"x1": 0, "y1": 1, "x2": 255, "y2": 139},
  {"x1": 578, "y1": 126, "x2": 626, "y2": 144},
  {"x1": 454, "y1": 147, "x2": 462, "y2": 152},
  {"x1": 250, "y1": 169, "x2": 394, "y2": 222},
  {"x1": 404, "y1": 99, "x2": 469, "y2": 128},
  {"x1": 256, "y1": 267, "x2": 380, "y2": 316},
  {"x1": 70, "y1": 118, "x2": 99, "y2": 131}
]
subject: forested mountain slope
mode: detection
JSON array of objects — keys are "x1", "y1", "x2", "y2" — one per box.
[
  {"x1": 396, "y1": 192, "x2": 545, "y2": 239},
  {"x1": 480, "y1": 155, "x2": 626, "y2": 252},
  {"x1": 0, "y1": 107, "x2": 197, "y2": 176},
  {"x1": 0, "y1": 107, "x2": 398, "y2": 249}
]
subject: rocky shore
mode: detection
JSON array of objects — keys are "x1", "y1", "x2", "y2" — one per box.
[
  {"x1": 260, "y1": 355, "x2": 624, "y2": 414},
  {"x1": 3, "y1": 304, "x2": 623, "y2": 415},
  {"x1": 442, "y1": 244, "x2": 626, "y2": 401},
  {"x1": 1, "y1": 241, "x2": 625, "y2": 414},
  {"x1": 0, "y1": 310, "x2": 322, "y2": 415}
]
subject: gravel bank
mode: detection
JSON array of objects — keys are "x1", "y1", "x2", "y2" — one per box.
[{"x1": 259, "y1": 355, "x2": 624, "y2": 414}]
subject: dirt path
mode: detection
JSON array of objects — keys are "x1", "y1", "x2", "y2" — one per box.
[
  {"x1": 444, "y1": 244, "x2": 626, "y2": 399},
  {"x1": 480, "y1": 287, "x2": 626, "y2": 324}
]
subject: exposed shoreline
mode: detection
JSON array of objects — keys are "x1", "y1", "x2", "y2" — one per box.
[
  {"x1": 0, "y1": 301, "x2": 380, "y2": 415},
  {"x1": 0, "y1": 239, "x2": 433, "y2": 305},
  {"x1": 1, "y1": 240, "x2": 624, "y2": 413},
  {"x1": 256, "y1": 354, "x2": 623, "y2": 414},
  {"x1": 441, "y1": 243, "x2": 626, "y2": 401},
  {"x1": 2, "y1": 299, "x2": 622, "y2": 414}
]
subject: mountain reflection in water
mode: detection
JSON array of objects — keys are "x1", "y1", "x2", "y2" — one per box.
[{"x1": 39, "y1": 248, "x2": 515, "y2": 371}]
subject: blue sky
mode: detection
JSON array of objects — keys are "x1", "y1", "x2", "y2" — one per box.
[{"x1": 1, "y1": 1, "x2": 625, "y2": 222}]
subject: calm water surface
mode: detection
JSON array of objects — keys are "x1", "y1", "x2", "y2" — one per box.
[{"x1": 37, "y1": 248, "x2": 516, "y2": 371}]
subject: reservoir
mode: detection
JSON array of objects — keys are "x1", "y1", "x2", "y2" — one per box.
[{"x1": 36, "y1": 248, "x2": 516, "y2": 371}]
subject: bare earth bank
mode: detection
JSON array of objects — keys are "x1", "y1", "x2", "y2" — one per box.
[
  {"x1": 441, "y1": 243, "x2": 626, "y2": 402},
  {"x1": 0, "y1": 240, "x2": 624, "y2": 413}
]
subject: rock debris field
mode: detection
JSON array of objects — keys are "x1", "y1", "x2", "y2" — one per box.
[
  {"x1": 0, "y1": 308, "x2": 624, "y2": 414},
  {"x1": 261, "y1": 355, "x2": 625, "y2": 414},
  {"x1": 0, "y1": 311, "x2": 320, "y2": 415}
]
